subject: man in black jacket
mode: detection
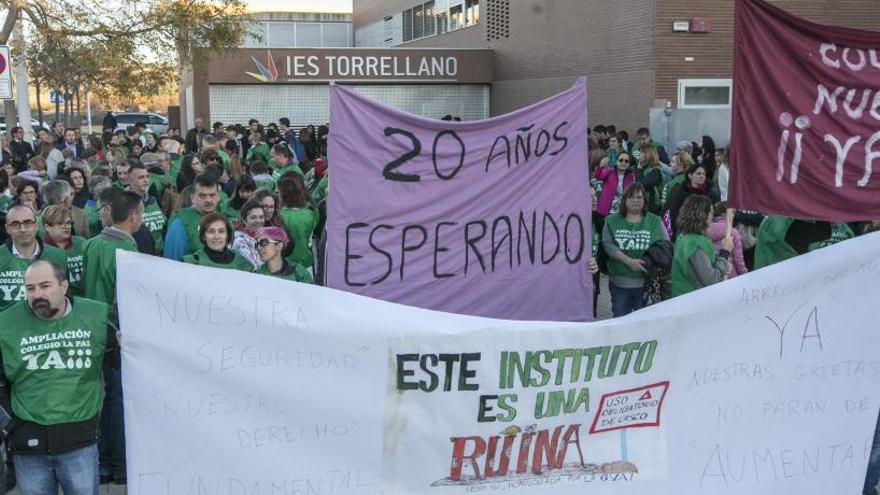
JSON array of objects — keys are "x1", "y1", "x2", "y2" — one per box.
[
  {"x1": 9, "y1": 127, "x2": 34, "y2": 174},
  {"x1": 185, "y1": 118, "x2": 208, "y2": 154}
]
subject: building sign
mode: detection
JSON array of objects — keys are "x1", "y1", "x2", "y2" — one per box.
[
  {"x1": 207, "y1": 48, "x2": 493, "y2": 84},
  {"x1": 0, "y1": 46, "x2": 12, "y2": 100}
]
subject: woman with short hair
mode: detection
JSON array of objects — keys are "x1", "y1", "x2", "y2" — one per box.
[
  {"x1": 254, "y1": 226, "x2": 313, "y2": 283},
  {"x1": 182, "y1": 213, "x2": 253, "y2": 271},
  {"x1": 41, "y1": 205, "x2": 86, "y2": 295}
]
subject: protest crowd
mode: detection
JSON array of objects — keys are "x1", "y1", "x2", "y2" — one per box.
[{"x1": 0, "y1": 110, "x2": 877, "y2": 495}]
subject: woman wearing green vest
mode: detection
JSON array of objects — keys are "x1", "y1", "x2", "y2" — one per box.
[
  {"x1": 41, "y1": 205, "x2": 86, "y2": 296},
  {"x1": 602, "y1": 183, "x2": 668, "y2": 317},
  {"x1": 752, "y1": 216, "x2": 832, "y2": 269},
  {"x1": 277, "y1": 174, "x2": 318, "y2": 271},
  {"x1": 671, "y1": 195, "x2": 732, "y2": 297},
  {"x1": 254, "y1": 226, "x2": 314, "y2": 283},
  {"x1": 182, "y1": 213, "x2": 253, "y2": 271}
]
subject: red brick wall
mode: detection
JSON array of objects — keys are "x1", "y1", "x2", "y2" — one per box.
[{"x1": 654, "y1": 0, "x2": 880, "y2": 106}]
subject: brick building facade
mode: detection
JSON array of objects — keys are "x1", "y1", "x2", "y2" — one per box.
[{"x1": 353, "y1": 0, "x2": 880, "y2": 135}]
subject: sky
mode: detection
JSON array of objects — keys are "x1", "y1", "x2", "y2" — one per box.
[{"x1": 246, "y1": 0, "x2": 352, "y2": 13}]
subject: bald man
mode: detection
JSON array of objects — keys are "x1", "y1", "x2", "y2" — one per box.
[{"x1": 0, "y1": 260, "x2": 111, "y2": 494}]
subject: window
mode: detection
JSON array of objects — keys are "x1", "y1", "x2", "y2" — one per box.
[
  {"x1": 296, "y1": 23, "x2": 322, "y2": 47},
  {"x1": 148, "y1": 115, "x2": 166, "y2": 125},
  {"x1": 465, "y1": 0, "x2": 479, "y2": 26},
  {"x1": 424, "y1": 1, "x2": 436, "y2": 37},
  {"x1": 437, "y1": 10, "x2": 448, "y2": 34},
  {"x1": 322, "y1": 23, "x2": 349, "y2": 47},
  {"x1": 677, "y1": 79, "x2": 733, "y2": 109},
  {"x1": 403, "y1": 8, "x2": 413, "y2": 42},
  {"x1": 449, "y1": 4, "x2": 463, "y2": 30},
  {"x1": 413, "y1": 4, "x2": 424, "y2": 39},
  {"x1": 267, "y1": 22, "x2": 296, "y2": 46}
]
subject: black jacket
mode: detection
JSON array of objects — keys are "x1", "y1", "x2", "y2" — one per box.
[{"x1": 10, "y1": 140, "x2": 34, "y2": 173}]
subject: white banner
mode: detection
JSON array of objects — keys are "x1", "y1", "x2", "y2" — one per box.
[{"x1": 118, "y1": 233, "x2": 880, "y2": 494}]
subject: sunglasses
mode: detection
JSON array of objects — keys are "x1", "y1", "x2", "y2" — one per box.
[
  {"x1": 256, "y1": 239, "x2": 280, "y2": 248},
  {"x1": 618, "y1": 159, "x2": 630, "y2": 164}
]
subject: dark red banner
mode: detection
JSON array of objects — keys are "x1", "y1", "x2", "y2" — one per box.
[{"x1": 730, "y1": 0, "x2": 880, "y2": 221}]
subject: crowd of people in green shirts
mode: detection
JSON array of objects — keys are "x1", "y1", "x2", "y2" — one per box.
[
  {"x1": 0, "y1": 117, "x2": 329, "y2": 489},
  {"x1": 587, "y1": 125, "x2": 880, "y2": 318}
]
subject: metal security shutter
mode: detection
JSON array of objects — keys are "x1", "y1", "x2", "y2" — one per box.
[{"x1": 209, "y1": 84, "x2": 489, "y2": 127}]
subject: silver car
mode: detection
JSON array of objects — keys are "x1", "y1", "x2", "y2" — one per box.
[{"x1": 113, "y1": 112, "x2": 169, "y2": 135}]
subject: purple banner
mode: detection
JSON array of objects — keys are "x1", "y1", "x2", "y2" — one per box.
[{"x1": 326, "y1": 79, "x2": 591, "y2": 321}]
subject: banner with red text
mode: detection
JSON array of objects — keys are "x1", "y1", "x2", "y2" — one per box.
[
  {"x1": 729, "y1": 0, "x2": 880, "y2": 220},
  {"x1": 326, "y1": 80, "x2": 592, "y2": 321}
]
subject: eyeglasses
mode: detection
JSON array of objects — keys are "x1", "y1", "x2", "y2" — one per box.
[
  {"x1": 618, "y1": 159, "x2": 630, "y2": 164},
  {"x1": 626, "y1": 195, "x2": 645, "y2": 201},
  {"x1": 48, "y1": 221, "x2": 74, "y2": 227},
  {"x1": 256, "y1": 239, "x2": 280, "y2": 248},
  {"x1": 7, "y1": 220, "x2": 36, "y2": 229}
]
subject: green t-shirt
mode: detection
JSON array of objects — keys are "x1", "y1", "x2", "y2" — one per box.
[
  {"x1": 661, "y1": 172, "x2": 685, "y2": 211},
  {"x1": 256, "y1": 261, "x2": 313, "y2": 284},
  {"x1": 149, "y1": 173, "x2": 174, "y2": 202},
  {"x1": 83, "y1": 204, "x2": 100, "y2": 239},
  {"x1": 272, "y1": 163, "x2": 304, "y2": 182},
  {"x1": 753, "y1": 216, "x2": 798, "y2": 270},
  {"x1": 604, "y1": 213, "x2": 663, "y2": 279},
  {"x1": 142, "y1": 197, "x2": 167, "y2": 253},
  {"x1": 254, "y1": 175, "x2": 277, "y2": 192},
  {"x1": 313, "y1": 176, "x2": 329, "y2": 204},
  {"x1": 808, "y1": 223, "x2": 854, "y2": 251},
  {"x1": 166, "y1": 207, "x2": 205, "y2": 257},
  {"x1": 218, "y1": 149, "x2": 231, "y2": 171},
  {"x1": 0, "y1": 297, "x2": 109, "y2": 425},
  {"x1": 60, "y1": 236, "x2": 86, "y2": 297},
  {"x1": 246, "y1": 142, "x2": 270, "y2": 164},
  {"x1": 671, "y1": 233, "x2": 716, "y2": 297},
  {"x1": 0, "y1": 243, "x2": 68, "y2": 312},
  {"x1": 169, "y1": 156, "x2": 182, "y2": 184},
  {"x1": 81, "y1": 230, "x2": 138, "y2": 308},
  {"x1": 183, "y1": 248, "x2": 254, "y2": 272},
  {"x1": 280, "y1": 207, "x2": 318, "y2": 268}
]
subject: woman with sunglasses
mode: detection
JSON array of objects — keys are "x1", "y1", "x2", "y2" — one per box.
[
  {"x1": 181, "y1": 213, "x2": 253, "y2": 271},
  {"x1": 594, "y1": 150, "x2": 636, "y2": 219},
  {"x1": 254, "y1": 226, "x2": 313, "y2": 283},
  {"x1": 40, "y1": 205, "x2": 86, "y2": 296}
]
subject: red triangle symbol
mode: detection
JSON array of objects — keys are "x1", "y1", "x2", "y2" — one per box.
[{"x1": 639, "y1": 390, "x2": 653, "y2": 401}]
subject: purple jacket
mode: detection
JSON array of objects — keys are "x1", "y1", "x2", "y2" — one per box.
[
  {"x1": 707, "y1": 218, "x2": 748, "y2": 278},
  {"x1": 594, "y1": 167, "x2": 634, "y2": 216}
]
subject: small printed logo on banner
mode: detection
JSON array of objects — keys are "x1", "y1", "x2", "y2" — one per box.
[{"x1": 589, "y1": 381, "x2": 670, "y2": 434}]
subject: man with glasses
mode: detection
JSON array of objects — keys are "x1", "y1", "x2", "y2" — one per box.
[{"x1": 0, "y1": 206, "x2": 67, "y2": 312}]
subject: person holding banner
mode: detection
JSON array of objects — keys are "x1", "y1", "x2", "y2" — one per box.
[
  {"x1": 254, "y1": 226, "x2": 313, "y2": 283},
  {"x1": 708, "y1": 202, "x2": 748, "y2": 279},
  {"x1": 182, "y1": 213, "x2": 253, "y2": 272},
  {"x1": 671, "y1": 195, "x2": 732, "y2": 297},
  {"x1": 602, "y1": 183, "x2": 668, "y2": 316},
  {"x1": 0, "y1": 260, "x2": 112, "y2": 495}
]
